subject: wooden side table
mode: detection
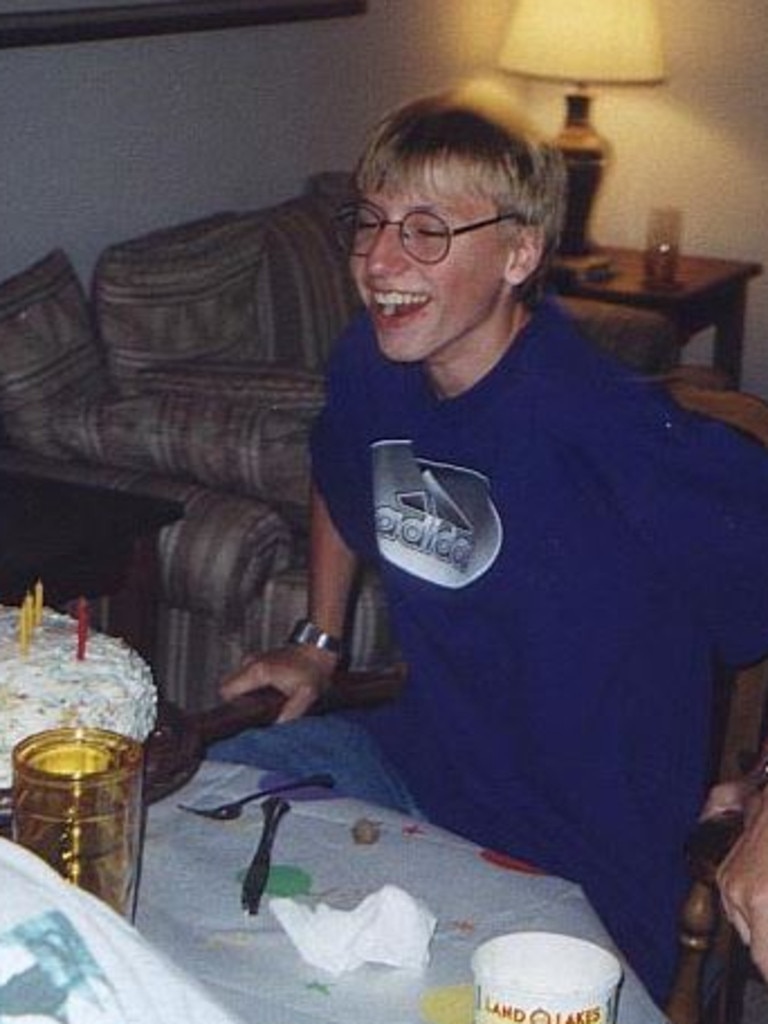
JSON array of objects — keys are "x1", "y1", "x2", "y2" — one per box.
[{"x1": 554, "y1": 247, "x2": 763, "y2": 385}]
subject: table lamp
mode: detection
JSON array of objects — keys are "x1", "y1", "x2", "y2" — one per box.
[{"x1": 497, "y1": 0, "x2": 665, "y2": 257}]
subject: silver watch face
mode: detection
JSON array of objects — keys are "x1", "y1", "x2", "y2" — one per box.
[
  {"x1": 290, "y1": 620, "x2": 340, "y2": 653},
  {"x1": 295, "y1": 622, "x2": 321, "y2": 645}
]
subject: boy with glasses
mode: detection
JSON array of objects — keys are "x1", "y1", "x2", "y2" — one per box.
[{"x1": 214, "y1": 83, "x2": 768, "y2": 1005}]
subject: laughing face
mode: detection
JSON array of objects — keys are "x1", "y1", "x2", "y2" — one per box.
[{"x1": 349, "y1": 185, "x2": 542, "y2": 398}]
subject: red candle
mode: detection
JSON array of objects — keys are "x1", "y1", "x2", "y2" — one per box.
[{"x1": 76, "y1": 597, "x2": 89, "y2": 661}]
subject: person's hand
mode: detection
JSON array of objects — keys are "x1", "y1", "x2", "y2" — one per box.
[
  {"x1": 219, "y1": 645, "x2": 338, "y2": 723},
  {"x1": 700, "y1": 779, "x2": 755, "y2": 820},
  {"x1": 716, "y1": 788, "x2": 768, "y2": 982}
]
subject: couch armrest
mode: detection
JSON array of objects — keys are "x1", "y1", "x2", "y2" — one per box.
[
  {"x1": 56, "y1": 389, "x2": 318, "y2": 528},
  {"x1": 561, "y1": 295, "x2": 679, "y2": 374}
]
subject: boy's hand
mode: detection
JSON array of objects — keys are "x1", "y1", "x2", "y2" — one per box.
[
  {"x1": 219, "y1": 645, "x2": 338, "y2": 722},
  {"x1": 717, "y1": 789, "x2": 768, "y2": 982},
  {"x1": 699, "y1": 779, "x2": 755, "y2": 820}
]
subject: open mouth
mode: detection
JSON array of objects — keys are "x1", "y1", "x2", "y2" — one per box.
[{"x1": 373, "y1": 290, "x2": 429, "y2": 319}]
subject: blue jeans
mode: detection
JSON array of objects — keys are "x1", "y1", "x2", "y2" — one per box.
[{"x1": 207, "y1": 714, "x2": 422, "y2": 816}]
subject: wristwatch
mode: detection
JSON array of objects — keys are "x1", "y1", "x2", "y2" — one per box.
[{"x1": 287, "y1": 618, "x2": 342, "y2": 655}]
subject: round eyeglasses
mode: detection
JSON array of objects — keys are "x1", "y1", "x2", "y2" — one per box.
[{"x1": 334, "y1": 202, "x2": 520, "y2": 265}]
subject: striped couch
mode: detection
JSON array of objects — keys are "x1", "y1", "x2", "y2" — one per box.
[{"x1": 0, "y1": 173, "x2": 678, "y2": 710}]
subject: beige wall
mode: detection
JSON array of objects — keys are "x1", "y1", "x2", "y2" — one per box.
[
  {"x1": 500, "y1": 1, "x2": 768, "y2": 395},
  {"x1": 0, "y1": 0, "x2": 765, "y2": 393}
]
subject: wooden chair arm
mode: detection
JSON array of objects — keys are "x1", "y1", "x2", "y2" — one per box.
[
  {"x1": 665, "y1": 813, "x2": 745, "y2": 1024},
  {"x1": 189, "y1": 663, "x2": 407, "y2": 745},
  {"x1": 684, "y1": 812, "x2": 745, "y2": 884},
  {"x1": 143, "y1": 665, "x2": 407, "y2": 803},
  {"x1": 666, "y1": 769, "x2": 768, "y2": 1023}
]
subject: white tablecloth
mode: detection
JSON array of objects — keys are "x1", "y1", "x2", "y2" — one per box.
[{"x1": 136, "y1": 760, "x2": 669, "y2": 1024}]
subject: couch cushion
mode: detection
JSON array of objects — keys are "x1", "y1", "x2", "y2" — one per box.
[
  {"x1": 94, "y1": 181, "x2": 360, "y2": 397},
  {"x1": 561, "y1": 296, "x2": 679, "y2": 374},
  {"x1": 148, "y1": 478, "x2": 293, "y2": 621},
  {"x1": 0, "y1": 250, "x2": 107, "y2": 455},
  {"x1": 93, "y1": 213, "x2": 267, "y2": 395},
  {"x1": 135, "y1": 361, "x2": 324, "y2": 409},
  {"x1": 57, "y1": 389, "x2": 320, "y2": 526},
  {"x1": 253, "y1": 180, "x2": 361, "y2": 370}
]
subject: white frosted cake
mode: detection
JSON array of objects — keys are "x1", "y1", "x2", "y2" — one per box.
[{"x1": 0, "y1": 605, "x2": 157, "y2": 789}]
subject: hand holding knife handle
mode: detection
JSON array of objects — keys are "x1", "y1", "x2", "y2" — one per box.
[{"x1": 241, "y1": 795, "x2": 291, "y2": 915}]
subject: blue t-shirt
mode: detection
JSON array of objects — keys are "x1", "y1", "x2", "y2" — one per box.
[{"x1": 311, "y1": 297, "x2": 768, "y2": 999}]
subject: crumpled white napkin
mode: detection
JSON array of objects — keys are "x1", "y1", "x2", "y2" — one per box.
[{"x1": 269, "y1": 883, "x2": 437, "y2": 976}]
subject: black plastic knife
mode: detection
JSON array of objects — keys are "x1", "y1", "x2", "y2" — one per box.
[{"x1": 241, "y1": 795, "x2": 291, "y2": 915}]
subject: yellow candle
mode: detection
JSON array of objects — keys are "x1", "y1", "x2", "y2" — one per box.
[
  {"x1": 19, "y1": 601, "x2": 29, "y2": 655},
  {"x1": 34, "y1": 579, "x2": 43, "y2": 627},
  {"x1": 24, "y1": 594, "x2": 34, "y2": 645}
]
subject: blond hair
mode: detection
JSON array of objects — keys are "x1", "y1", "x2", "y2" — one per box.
[{"x1": 355, "y1": 85, "x2": 565, "y2": 302}]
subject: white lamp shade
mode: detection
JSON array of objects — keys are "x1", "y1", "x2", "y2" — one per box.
[{"x1": 498, "y1": 0, "x2": 665, "y2": 86}]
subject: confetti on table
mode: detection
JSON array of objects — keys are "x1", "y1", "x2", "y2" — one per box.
[
  {"x1": 447, "y1": 918, "x2": 476, "y2": 935},
  {"x1": 266, "y1": 864, "x2": 313, "y2": 897},
  {"x1": 402, "y1": 822, "x2": 427, "y2": 837},
  {"x1": 305, "y1": 980, "x2": 333, "y2": 996},
  {"x1": 480, "y1": 848, "x2": 544, "y2": 874},
  {"x1": 236, "y1": 862, "x2": 312, "y2": 899},
  {"x1": 420, "y1": 984, "x2": 473, "y2": 1024}
]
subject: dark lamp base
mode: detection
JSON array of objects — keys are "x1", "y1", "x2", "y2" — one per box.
[{"x1": 555, "y1": 92, "x2": 607, "y2": 257}]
